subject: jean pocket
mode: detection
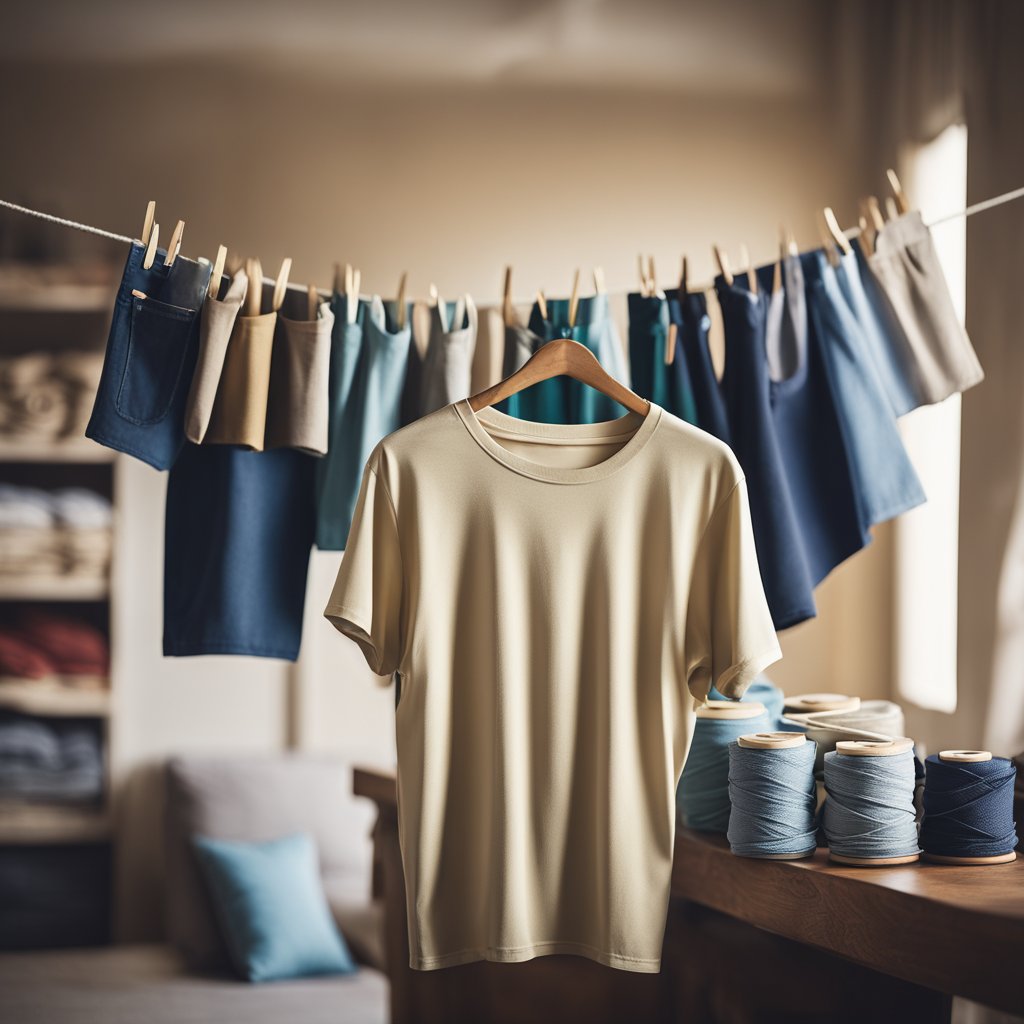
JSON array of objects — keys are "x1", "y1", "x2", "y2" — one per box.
[{"x1": 115, "y1": 296, "x2": 197, "y2": 425}]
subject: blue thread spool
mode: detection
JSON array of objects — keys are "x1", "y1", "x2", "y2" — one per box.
[
  {"x1": 921, "y1": 750, "x2": 1019, "y2": 865},
  {"x1": 823, "y1": 739, "x2": 921, "y2": 866},
  {"x1": 678, "y1": 700, "x2": 771, "y2": 833},
  {"x1": 709, "y1": 677, "x2": 787, "y2": 727},
  {"x1": 727, "y1": 732, "x2": 818, "y2": 860}
]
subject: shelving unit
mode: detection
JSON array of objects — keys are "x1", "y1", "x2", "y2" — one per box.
[{"x1": 0, "y1": 262, "x2": 118, "y2": 878}]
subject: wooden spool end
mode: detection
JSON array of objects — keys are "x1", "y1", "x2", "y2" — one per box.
[
  {"x1": 784, "y1": 693, "x2": 861, "y2": 714},
  {"x1": 938, "y1": 749, "x2": 992, "y2": 763},
  {"x1": 830, "y1": 852, "x2": 921, "y2": 867},
  {"x1": 835, "y1": 738, "x2": 914, "y2": 757},
  {"x1": 697, "y1": 700, "x2": 766, "y2": 721},
  {"x1": 737, "y1": 732, "x2": 806, "y2": 750},
  {"x1": 737, "y1": 848, "x2": 817, "y2": 861},
  {"x1": 922, "y1": 851, "x2": 1017, "y2": 866}
]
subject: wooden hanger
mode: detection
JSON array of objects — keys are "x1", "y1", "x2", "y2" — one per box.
[
  {"x1": 139, "y1": 201, "x2": 156, "y2": 246},
  {"x1": 886, "y1": 168, "x2": 911, "y2": 214},
  {"x1": 739, "y1": 244, "x2": 757, "y2": 294},
  {"x1": 143, "y1": 222, "x2": 160, "y2": 270},
  {"x1": 468, "y1": 338, "x2": 649, "y2": 416},
  {"x1": 207, "y1": 244, "x2": 227, "y2": 300},
  {"x1": 712, "y1": 245, "x2": 734, "y2": 286},
  {"x1": 271, "y1": 257, "x2": 292, "y2": 312},
  {"x1": 244, "y1": 258, "x2": 263, "y2": 316},
  {"x1": 164, "y1": 219, "x2": 184, "y2": 267},
  {"x1": 568, "y1": 268, "x2": 581, "y2": 330}
]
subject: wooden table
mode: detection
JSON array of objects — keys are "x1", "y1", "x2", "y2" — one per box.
[{"x1": 354, "y1": 767, "x2": 1023, "y2": 1024}]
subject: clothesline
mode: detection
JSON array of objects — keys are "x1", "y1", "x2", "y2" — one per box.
[{"x1": 2, "y1": 183, "x2": 1023, "y2": 304}]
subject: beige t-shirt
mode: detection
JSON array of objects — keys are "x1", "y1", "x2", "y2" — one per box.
[{"x1": 325, "y1": 400, "x2": 780, "y2": 973}]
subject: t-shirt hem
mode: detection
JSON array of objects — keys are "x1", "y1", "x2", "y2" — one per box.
[
  {"x1": 411, "y1": 941, "x2": 661, "y2": 974},
  {"x1": 162, "y1": 638, "x2": 299, "y2": 661}
]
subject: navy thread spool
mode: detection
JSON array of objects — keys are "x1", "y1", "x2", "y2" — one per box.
[
  {"x1": 920, "y1": 750, "x2": 1019, "y2": 865},
  {"x1": 727, "y1": 732, "x2": 818, "y2": 860},
  {"x1": 823, "y1": 739, "x2": 921, "y2": 866},
  {"x1": 678, "y1": 700, "x2": 771, "y2": 833}
]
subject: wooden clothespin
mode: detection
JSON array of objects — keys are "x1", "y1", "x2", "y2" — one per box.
[
  {"x1": 739, "y1": 244, "x2": 757, "y2": 294},
  {"x1": 347, "y1": 266, "x2": 360, "y2": 325},
  {"x1": 823, "y1": 207, "x2": 852, "y2": 257},
  {"x1": 245, "y1": 258, "x2": 263, "y2": 316},
  {"x1": 713, "y1": 245, "x2": 734, "y2": 286},
  {"x1": 333, "y1": 263, "x2": 344, "y2": 295},
  {"x1": 536, "y1": 289, "x2": 549, "y2": 321},
  {"x1": 568, "y1": 268, "x2": 581, "y2": 330},
  {"x1": 143, "y1": 222, "x2": 160, "y2": 270},
  {"x1": 885, "y1": 196, "x2": 900, "y2": 221},
  {"x1": 593, "y1": 266, "x2": 606, "y2": 295},
  {"x1": 886, "y1": 168, "x2": 911, "y2": 214},
  {"x1": 664, "y1": 322, "x2": 678, "y2": 367},
  {"x1": 773, "y1": 231, "x2": 785, "y2": 294},
  {"x1": 452, "y1": 295, "x2": 467, "y2": 331},
  {"x1": 429, "y1": 283, "x2": 439, "y2": 304},
  {"x1": 271, "y1": 258, "x2": 292, "y2": 313},
  {"x1": 207, "y1": 245, "x2": 227, "y2": 300},
  {"x1": 164, "y1": 219, "x2": 184, "y2": 267},
  {"x1": 395, "y1": 272, "x2": 408, "y2": 330},
  {"x1": 647, "y1": 256, "x2": 658, "y2": 297},
  {"x1": 502, "y1": 266, "x2": 515, "y2": 327},
  {"x1": 679, "y1": 255, "x2": 689, "y2": 297},
  {"x1": 307, "y1": 285, "x2": 320, "y2": 320},
  {"x1": 139, "y1": 201, "x2": 156, "y2": 246},
  {"x1": 817, "y1": 210, "x2": 841, "y2": 267}
]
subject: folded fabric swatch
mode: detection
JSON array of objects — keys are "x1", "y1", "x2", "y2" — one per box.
[
  {"x1": 0, "y1": 630, "x2": 56, "y2": 679},
  {"x1": 0, "y1": 713, "x2": 104, "y2": 802},
  {"x1": 0, "y1": 485, "x2": 55, "y2": 529},
  {"x1": 16, "y1": 611, "x2": 110, "y2": 677},
  {"x1": 50, "y1": 488, "x2": 113, "y2": 529}
]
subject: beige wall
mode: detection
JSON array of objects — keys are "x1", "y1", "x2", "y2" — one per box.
[{"x1": 0, "y1": 57, "x2": 894, "y2": 939}]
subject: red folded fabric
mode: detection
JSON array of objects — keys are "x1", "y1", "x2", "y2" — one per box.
[
  {"x1": 0, "y1": 628, "x2": 56, "y2": 679},
  {"x1": 15, "y1": 610, "x2": 109, "y2": 677}
]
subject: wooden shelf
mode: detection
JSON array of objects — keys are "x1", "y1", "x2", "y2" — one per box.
[
  {"x1": 0, "y1": 803, "x2": 110, "y2": 844},
  {"x1": 0, "y1": 575, "x2": 109, "y2": 601},
  {"x1": 0, "y1": 679, "x2": 110, "y2": 717},
  {"x1": 0, "y1": 265, "x2": 116, "y2": 314},
  {"x1": 0, "y1": 440, "x2": 114, "y2": 463}
]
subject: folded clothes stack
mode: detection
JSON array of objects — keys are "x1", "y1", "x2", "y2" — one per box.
[
  {"x1": 0, "y1": 611, "x2": 109, "y2": 686},
  {"x1": 0, "y1": 485, "x2": 112, "y2": 579},
  {"x1": 0, "y1": 351, "x2": 103, "y2": 444},
  {"x1": 0, "y1": 712, "x2": 104, "y2": 803}
]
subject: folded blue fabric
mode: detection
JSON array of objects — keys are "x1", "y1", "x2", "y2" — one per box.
[{"x1": 192, "y1": 832, "x2": 357, "y2": 983}]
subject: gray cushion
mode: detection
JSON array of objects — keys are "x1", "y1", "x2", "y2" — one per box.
[
  {"x1": 0, "y1": 944, "x2": 387, "y2": 1024},
  {"x1": 164, "y1": 755, "x2": 372, "y2": 970}
]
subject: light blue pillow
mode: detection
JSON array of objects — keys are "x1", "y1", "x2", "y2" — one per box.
[{"x1": 192, "y1": 832, "x2": 357, "y2": 983}]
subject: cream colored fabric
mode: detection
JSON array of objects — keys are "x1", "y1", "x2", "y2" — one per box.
[
  {"x1": 205, "y1": 311, "x2": 277, "y2": 450},
  {"x1": 184, "y1": 271, "x2": 248, "y2": 444},
  {"x1": 265, "y1": 300, "x2": 334, "y2": 455},
  {"x1": 325, "y1": 401, "x2": 780, "y2": 974}
]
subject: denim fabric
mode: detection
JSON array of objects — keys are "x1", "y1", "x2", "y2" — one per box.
[
  {"x1": 837, "y1": 246, "x2": 919, "y2": 417},
  {"x1": 86, "y1": 242, "x2": 211, "y2": 470},
  {"x1": 668, "y1": 289, "x2": 729, "y2": 442},
  {"x1": 315, "y1": 295, "x2": 366, "y2": 550},
  {"x1": 808, "y1": 252, "x2": 926, "y2": 530},
  {"x1": 627, "y1": 294, "x2": 697, "y2": 424},
  {"x1": 528, "y1": 294, "x2": 629, "y2": 423},
  {"x1": 759, "y1": 255, "x2": 868, "y2": 587},
  {"x1": 717, "y1": 279, "x2": 815, "y2": 630},
  {"x1": 316, "y1": 297, "x2": 412, "y2": 550},
  {"x1": 164, "y1": 443, "x2": 315, "y2": 660}
]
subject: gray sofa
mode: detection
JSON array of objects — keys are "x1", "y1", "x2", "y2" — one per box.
[{"x1": 0, "y1": 754, "x2": 389, "y2": 1024}]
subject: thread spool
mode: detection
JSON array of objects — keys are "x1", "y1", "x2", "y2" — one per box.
[
  {"x1": 727, "y1": 733, "x2": 818, "y2": 860},
  {"x1": 920, "y1": 751, "x2": 1019, "y2": 865},
  {"x1": 678, "y1": 701, "x2": 771, "y2": 833},
  {"x1": 710, "y1": 677, "x2": 786, "y2": 727},
  {"x1": 783, "y1": 695, "x2": 905, "y2": 771},
  {"x1": 823, "y1": 739, "x2": 920, "y2": 866}
]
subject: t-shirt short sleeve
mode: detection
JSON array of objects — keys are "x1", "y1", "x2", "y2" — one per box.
[
  {"x1": 324, "y1": 453, "x2": 403, "y2": 677},
  {"x1": 684, "y1": 476, "x2": 782, "y2": 704}
]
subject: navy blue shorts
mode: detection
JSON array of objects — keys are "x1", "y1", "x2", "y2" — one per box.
[{"x1": 86, "y1": 242, "x2": 211, "y2": 470}]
